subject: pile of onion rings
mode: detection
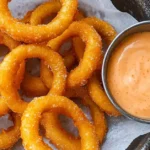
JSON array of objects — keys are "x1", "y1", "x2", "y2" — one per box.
[{"x1": 0, "y1": 0, "x2": 121, "y2": 149}]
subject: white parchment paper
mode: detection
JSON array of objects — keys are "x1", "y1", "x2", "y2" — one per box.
[{"x1": 1, "y1": 0, "x2": 149, "y2": 150}]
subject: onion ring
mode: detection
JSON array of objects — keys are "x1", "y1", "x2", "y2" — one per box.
[
  {"x1": 46, "y1": 21, "x2": 102, "y2": 88},
  {"x1": 21, "y1": 95, "x2": 98, "y2": 150},
  {"x1": 70, "y1": 17, "x2": 120, "y2": 116},
  {"x1": 0, "y1": 45, "x2": 67, "y2": 113},
  {"x1": 79, "y1": 18, "x2": 120, "y2": 116},
  {"x1": 73, "y1": 17, "x2": 117, "y2": 68},
  {"x1": 88, "y1": 73, "x2": 120, "y2": 116},
  {"x1": 0, "y1": 0, "x2": 77, "y2": 43},
  {"x1": 0, "y1": 113, "x2": 21, "y2": 149},
  {"x1": 41, "y1": 87, "x2": 107, "y2": 149}
]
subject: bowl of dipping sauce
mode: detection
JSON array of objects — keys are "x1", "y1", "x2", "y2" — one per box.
[{"x1": 102, "y1": 21, "x2": 150, "y2": 123}]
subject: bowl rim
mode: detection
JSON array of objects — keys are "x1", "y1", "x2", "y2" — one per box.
[{"x1": 102, "y1": 20, "x2": 150, "y2": 123}]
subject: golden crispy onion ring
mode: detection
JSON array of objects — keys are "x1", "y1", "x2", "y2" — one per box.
[
  {"x1": 21, "y1": 2, "x2": 78, "y2": 96},
  {"x1": 0, "y1": 45, "x2": 67, "y2": 113},
  {"x1": 73, "y1": 17, "x2": 117, "y2": 68},
  {"x1": 21, "y1": 95, "x2": 98, "y2": 150},
  {"x1": 46, "y1": 21, "x2": 102, "y2": 88},
  {"x1": 41, "y1": 87, "x2": 107, "y2": 149},
  {"x1": 0, "y1": 0, "x2": 77, "y2": 43},
  {"x1": 70, "y1": 17, "x2": 120, "y2": 116},
  {"x1": 88, "y1": 74, "x2": 120, "y2": 116},
  {"x1": 0, "y1": 113, "x2": 21, "y2": 149},
  {"x1": 79, "y1": 18, "x2": 120, "y2": 116}
]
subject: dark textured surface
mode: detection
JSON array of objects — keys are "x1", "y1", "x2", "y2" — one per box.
[
  {"x1": 111, "y1": 0, "x2": 150, "y2": 21},
  {"x1": 126, "y1": 133, "x2": 150, "y2": 150}
]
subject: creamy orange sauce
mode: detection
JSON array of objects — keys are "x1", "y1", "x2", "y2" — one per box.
[{"x1": 107, "y1": 32, "x2": 150, "y2": 119}]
